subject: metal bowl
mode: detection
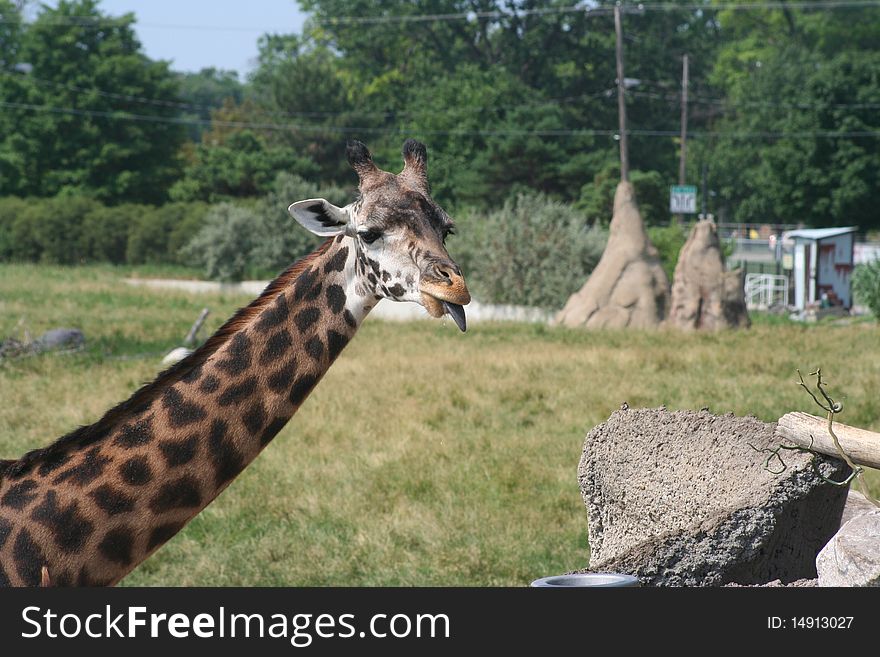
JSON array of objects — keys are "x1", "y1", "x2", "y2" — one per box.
[{"x1": 530, "y1": 573, "x2": 641, "y2": 588}]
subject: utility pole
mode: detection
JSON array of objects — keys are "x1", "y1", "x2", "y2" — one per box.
[
  {"x1": 614, "y1": 4, "x2": 629, "y2": 182},
  {"x1": 701, "y1": 162, "x2": 708, "y2": 217},
  {"x1": 676, "y1": 53, "x2": 689, "y2": 224}
]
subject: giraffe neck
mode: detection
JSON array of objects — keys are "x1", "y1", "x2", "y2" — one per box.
[{"x1": 0, "y1": 236, "x2": 373, "y2": 586}]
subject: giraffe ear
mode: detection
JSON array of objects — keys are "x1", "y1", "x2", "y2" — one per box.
[{"x1": 288, "y1": 198, "x2": 352, "y2": 237}]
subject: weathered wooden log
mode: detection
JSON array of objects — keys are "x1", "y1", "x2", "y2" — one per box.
[
  {"x1": 775, "y1": 412, "x2": 880, "y2": 470},
  {"x1": 183, "y1": 307, "x2": 210, "y2": 347}
]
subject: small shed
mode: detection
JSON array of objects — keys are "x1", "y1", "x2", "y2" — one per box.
[{"x1": 783, "y1": 227, "x2": 857, "y2": 310}]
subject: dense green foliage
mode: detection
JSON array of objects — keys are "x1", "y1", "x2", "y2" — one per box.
[
  {"x1": 0, "y1": 0, "x2": 186, "y2": 203},
  {"x1": 853, "y1": 261, "x2": 880, "y2": 318},
  {"x1": 453, "y1": 194, "x2": 607, "y2": 309},
  {"x1": 176, "y1": 67, "x2": 244, "y2": 142},
  {"x1": 647, "y1": 223, "x2": 689, "y2": 282},
  {"x1": 0, "y1": 195, "x2": 208, "y2": 265},
  {"x1": 182, "y1": 172, "x2": 350, "y2": 280}
]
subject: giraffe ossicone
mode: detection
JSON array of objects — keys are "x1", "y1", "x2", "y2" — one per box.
[{"x1": 0, "y1": 139, "x2": 469, "y2": 587}]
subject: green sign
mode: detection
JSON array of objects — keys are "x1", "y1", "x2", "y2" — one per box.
[{"x1": 670, "y1": 185, "x2": 697, "y2": 213}]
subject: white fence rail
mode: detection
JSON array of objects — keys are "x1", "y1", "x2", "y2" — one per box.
[{"x1": 744, "y1": 273, "x2": 789, "y2": 310}]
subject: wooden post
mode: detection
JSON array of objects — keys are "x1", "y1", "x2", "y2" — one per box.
[
  {"x1": 183, "y1": 308, "x2": 210, "y2": 347},
  {"x1": 775, "y1": 411, "x2": 880, "y2": 470},
  {"x1": 614, "y1": 4, "x2": 629, "y2": 182},
  {"x1": 676, "y1": 53, "x2": 689, "y2": 224}
]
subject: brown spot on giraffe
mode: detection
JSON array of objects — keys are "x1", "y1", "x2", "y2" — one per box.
[
  {"x1": 158, "y1": 435, "x2": 199, "y2": 467},
  {"x1": 89, "y1": 484, "x2": 136, "y2": 516}
]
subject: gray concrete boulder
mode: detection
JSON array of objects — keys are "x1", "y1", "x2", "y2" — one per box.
[
  {"x1": 554, "y1": 182, "x2": 669, "y2": 329},
  {"x1": 817, "y1": 508, "x2": 880, "y2": 587},
  {"x1": 839, "y1": 489, "x2": 877, "y2": 528},
  {"x1": 577, "y1": 407, "x2": 849, "y2": 586},
  {"x1": 722, "y1": 268, "x2": 750, "y2": 328},
  {"x1": 0, "y1": 328, "x2": 84, "y2": 359},
  {"x1": 33, "y1": 328, "x2": 85, "y2": 352},
  {"x1": 667, "y1": 220, "x2": 749, "y2": 330}
]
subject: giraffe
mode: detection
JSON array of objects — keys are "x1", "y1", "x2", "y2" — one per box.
[{"x1": 0, "y1": 139, "x2": 470, "y2": 587}]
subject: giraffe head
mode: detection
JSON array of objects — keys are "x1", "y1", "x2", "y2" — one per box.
[{"x1": 288, "y1": 139, "x2": 471, "y2": 330}]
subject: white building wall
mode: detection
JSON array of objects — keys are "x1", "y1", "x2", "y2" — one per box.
[{"x1": 794, "y1": 244, "x2": 805, "y2": 309}]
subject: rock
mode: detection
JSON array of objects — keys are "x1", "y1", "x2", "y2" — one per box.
[
  {"x1": 554, "y1": 182, "x2": 669, "y2": 329},
  {"x1": 0, "y1": 337, "x2": 26, "y2": 359},
  {"x1": 577, "y1": 407, "x2": 849, "y2": 586},
  {"x1": 33, "y1": 328, "x2": 85, "y2": 352},
  {"x1": 722, "y1": 269, "x2": 750, "y2": 328},
  {"x1": 839, "y1": 489, "x2": 877, "y2": 528},
  {"x1": 667, "y1": 220, "x2": 750, "y2": 330},
  {"x1": 1, "y1": 329, "x2": 84, "y2": 359},
  {"x1": 162, "y1": 347, "x2": 193, "y2": 366},
  {"x1": 817, "y1": 509, "x2": 880, "y2": 587}
]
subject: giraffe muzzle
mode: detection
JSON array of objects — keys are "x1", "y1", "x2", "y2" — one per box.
[{"x1": 418, "y1": 263, "x2": 470, "y2": 332}]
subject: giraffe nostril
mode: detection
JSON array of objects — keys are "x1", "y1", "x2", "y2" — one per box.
[{"x1": 434, "y1": 264, "x2": 454, "y2": 283}]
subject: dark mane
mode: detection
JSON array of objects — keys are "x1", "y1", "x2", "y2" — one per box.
[{"x1": 0, "y1": 239, "x2": 334, "y2": 480}]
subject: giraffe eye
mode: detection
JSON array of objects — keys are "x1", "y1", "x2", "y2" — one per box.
[{"x1": 359, "y1": 230, "x2": 382, "y2": 244}]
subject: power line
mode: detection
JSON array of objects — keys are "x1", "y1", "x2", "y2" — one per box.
[
  {"x1": 0, "y1": 69, "x2": 399, "y2": 119},
  {"x1": 315, "y1": 0, "x2": 880, "y2": 25},
  {"x1": 0, "y1": 99, "x2": 613, "y2": 136},
  {"x1": 3, "y1": 68, "x2": 875, "y2": 137},
  {"x1": 14, "y1": 65, "x2": 878, "y2": 116},
  {"x1": 0, "y1": 69, "x2": 617, "y2": 119},
  {"x1": 630, "y1": 89, "x2": 880, "y2": 110},
  {"x1": 1, "y1": 1, "x2": 879, "y2": 30},
  {"x1": 3, "y1": 99, "x2": 879, "y2": 140},
  {"x1": 641, "y1": 0, "x2": 880, "y2": 10}
]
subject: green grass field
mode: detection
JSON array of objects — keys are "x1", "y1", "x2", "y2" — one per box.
[{"x1": 1, "y1": 263, "x2": 878, "y2": 586}]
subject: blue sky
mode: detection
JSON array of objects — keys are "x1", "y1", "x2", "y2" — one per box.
[{"x1": 42, "y1": 1, "x2": 309, "y2": 77}]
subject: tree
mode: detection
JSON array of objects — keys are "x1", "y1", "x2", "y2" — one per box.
[
  {"x1": 248, "y1": 33, "x2": 361, "y2": 184},
  {"x1": 177, "y1": 67, "x2": 244, "y2": 141},
  {"x1": 0, "y1": 1, "x2": 23, "y2": 69},
  {"x1": 170, "y1": 99, "x2": 319, "y2": 202},
  {"x1": 0, "y1": 0, "x2": 185, "y2": 203},
  {"x1": 577, "y1": 162, "x2": 670, "y2": 227},
  {"x1": 698, "y1": 4, "x2": 880, "y2": 227}
]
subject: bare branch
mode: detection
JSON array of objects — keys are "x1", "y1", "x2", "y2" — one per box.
[{"x1": 797, "y1": 368, "x2": 879, "y2": 507}]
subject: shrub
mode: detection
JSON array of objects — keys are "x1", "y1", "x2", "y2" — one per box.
[
  {"x1": 183, "y1": 173, "x2": 354, "y2": 281},
  {"x1": 646, "y1": 223, "x2": 689, "y2": 282},
  {"x1": 6, "y1": 200, "x2": 45, "y2": 262},
  {"x1": 81, "y1": 204, "x2": 139, "y2": 264},
  {"x1": 452, "y1": 193, "x2": 607, "y2": 310},
  {"x1": 264, "y1": 171, "x2": 350, "y2": 209},
  {"x1": 249, "y1": 172, "x2": 351, "y2": 273},
  {"x1": 25, "y1": 196, "x2": 100, "y2": 264},
  {"x1": 126, "y1": 205, "x2": 175, "y2": 265},
  {"x1": 853, "y1": 260, "x2": 880, "y2": 318},
  {"x1": 576, "y1": 164, "x2": 671, "y2": 227},
  {"x1": 164, "y1": 202, "x2": 211, "y2": 264},
  {"x1": 126, "y1": 202, "x2": 209, "y2": 265},
  {"x1": 181, "y1": 203, "x2": 261, "y2": 281},
  {"x1": 0, "y1": 196, "x2": 210, "y2": 266},
  {"x1": 0, "y1": 196, "x2": 30, "y2": 261}
]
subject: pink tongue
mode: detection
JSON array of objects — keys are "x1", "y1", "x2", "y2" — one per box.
[{"x1": 442, "y1": 301, "x2": 467, "y2": 332}]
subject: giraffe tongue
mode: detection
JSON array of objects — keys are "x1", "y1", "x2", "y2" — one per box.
[{"x1": 442, "y1": 301, "x2": 467, "y2": 332}]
